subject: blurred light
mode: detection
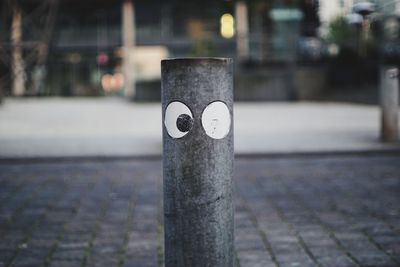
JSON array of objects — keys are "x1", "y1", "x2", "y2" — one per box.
[
  {"x1": 96, "y1": 52, "x2": 109, "y2": 65},
  {"x1": 353, "y1": 2, "x2": 375, "y2": 16},
  {"x1": 101, "y1": 73, "x2": 124, "y2": 92},
  {"x1": 65, "y1": 53, "x2": 81, "y2": 64},
  {"x1": 101, "y1": 74, "x2": 113, "y2": 92},
  {"x1": 220, "y1": 13, "x2": 234, "y2": 25},
  {"x1": 328, "y1": 44, "x2": 340, "y2": 57},
  {"x1": 220, "y1": 13, "x2": 235, "y2": 39},
  {"x1": 270, "y1": 8, "x2": 303, "y2": 21},
  {"x1": 113, "y1": 73, "x2": 124, "y2": 89},
  {"x1": 384, "y1": 18, "x2": 400, "y2": 40}
]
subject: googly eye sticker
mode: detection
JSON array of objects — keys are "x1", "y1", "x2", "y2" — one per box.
[
  {"x1": 164, "y1": 101, "x2": 194, "y2": 139},
  {"x1": 201, "y1": 101, "x2": 231, "y2": 139}
]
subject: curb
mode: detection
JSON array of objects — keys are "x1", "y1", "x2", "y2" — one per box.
[{"x1": 1, "y1": 149, "x2": 400, "y2": 164}]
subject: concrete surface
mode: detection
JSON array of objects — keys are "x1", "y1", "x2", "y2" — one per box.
[
  {"x1": 0, "y1": 98, "x2": 399, "y2": 158},
  {"x1": 161, "y1": 58, "x2": 234, "y2": 267},
  {"x1": 0, "y1": 155, "x2": 399, "y2": 267}
]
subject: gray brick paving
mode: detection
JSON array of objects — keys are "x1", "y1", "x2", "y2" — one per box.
[{"x1": 0, "y1": 155, "x2": 399, "y2": 267}]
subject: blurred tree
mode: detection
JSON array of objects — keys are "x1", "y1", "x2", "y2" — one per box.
[
  {"x1": 187, "y1": 18, "x2": 216, "y2": 57},
  {"x1": 327, "y1": 16, "x2": 354, "y2": 48}
]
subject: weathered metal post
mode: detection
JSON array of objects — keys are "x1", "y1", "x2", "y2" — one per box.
[
  {"x1": 380, "y1": 66, "x2": 399, "y2": 142},
  {"x1": 161, "y1": 58, "x2": 234, "y2": 267}
]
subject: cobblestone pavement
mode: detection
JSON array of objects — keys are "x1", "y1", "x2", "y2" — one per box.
[{"x1": 0, "y1": 154, "x2": 399, "y2": 267}]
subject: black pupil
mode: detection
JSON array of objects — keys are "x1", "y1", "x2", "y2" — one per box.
[{"x1": 176, "y1": 114, "x2": 193, "y2": 133}]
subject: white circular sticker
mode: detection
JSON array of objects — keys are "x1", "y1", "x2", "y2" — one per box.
[
  {"x1": 164, "y1": 101, "x2": 193, "y2": 139},
  {"x1": 201, "y1": 101, "x2": 231, "y2": 139}
]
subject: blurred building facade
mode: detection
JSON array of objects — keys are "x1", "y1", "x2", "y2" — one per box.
[{"x1": 1, "y1": 0, "x2": 398, "y2": 102}]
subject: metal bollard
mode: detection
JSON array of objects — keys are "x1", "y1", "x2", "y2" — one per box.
[
  {"x1": 161, "y1": 58, "x2": 234, "y2": 267},
  {"x1": 380, "y1": 66, "x2": 399, "y2": 142}
]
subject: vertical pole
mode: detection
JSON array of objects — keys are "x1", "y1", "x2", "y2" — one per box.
[
  {"x1": 32, "y1": 43, "x2": 48, "y2": 95},
  {"x1": 380, "y1": 67, "x2": 399, "y2": 142},
  {"x1": 11, "y1": 2, "x2": 25, "y2": 96},
  {"x1": 122, "y1": 0, "x2": 135, "y2": 99},
  {"x1": 162, "y1": 58, "x2": 234, "y2": 267},
  {"x1": 235, "y1": 1, "x2": 249, "y2": 62}
]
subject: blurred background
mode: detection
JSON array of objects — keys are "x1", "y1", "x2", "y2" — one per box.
[
  {"x1": 0, "y1": 0, "x2": 399, "y2": 158},
  {"x1": 0, "y1": 3, "x2": 399, "y2": 266},
  {"x1": 1, "y1": 0, "x2": 399, "y2": 103}
]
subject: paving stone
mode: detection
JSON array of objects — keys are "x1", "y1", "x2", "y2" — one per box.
[
  {"x1": 316, "y1": 256, "x2": 357, "y2": 267},
  {"x1": 10, "y1": 256, "x2": 44, "y2": 267},
  {"x1": 0, "y1": 250, "x2": 15, "y2": 266},
  {"x1": 48, "y1": 259, "x2": 82, "y2": 267},
  {"x1": 85, "y1": 251, "x2": 121, "y2": 267},
  {"x1": 122, "y1": 257, "x2": 157, "y2": 267},
  {"x1": 52, "y1": 248, "x2": 87, "y2": 261},
  {"x1": 237, "y1": 251, "x2": 276, "y2": 267},
  {"x1": 0, "y1": 155, "x2": 399, "y2": 266}
]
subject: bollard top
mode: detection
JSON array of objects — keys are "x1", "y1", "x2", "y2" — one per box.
[{"x1": 161, "y1": 57, "x2": 232, "y2": 67}]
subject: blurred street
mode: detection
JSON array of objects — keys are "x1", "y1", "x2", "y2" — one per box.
[
  {"x1": 0, "y1": 155, "x2": 399, "y2": 267},
  {"x1": 0, "y1": 98, "x2": 399, "y2": 158}
]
